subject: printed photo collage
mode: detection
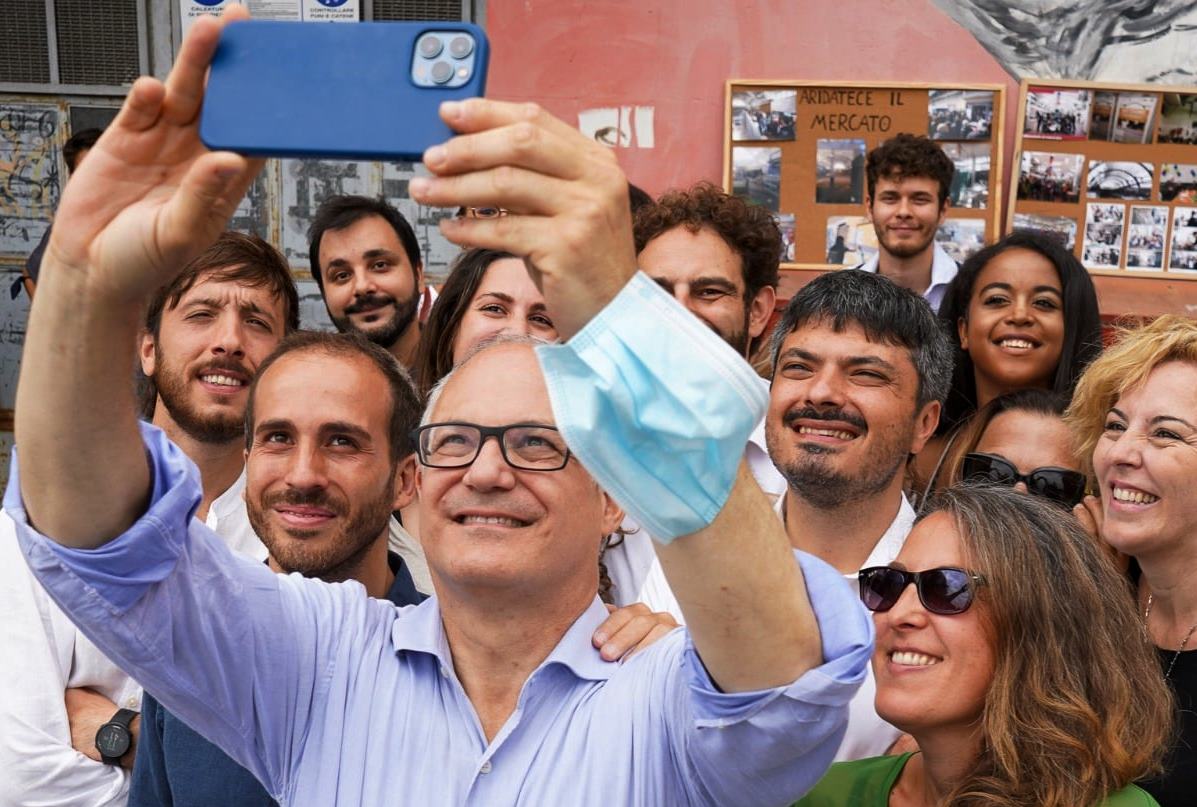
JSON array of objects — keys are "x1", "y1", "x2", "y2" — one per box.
[
  {"x1": 1013, "y1": 87, "x2": 1197, "y2": 273},
  {"x1": 728, "y1": 87, "x2": 994, "y2": 266}
]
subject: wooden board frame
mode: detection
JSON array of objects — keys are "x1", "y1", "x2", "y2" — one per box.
[
  {"x1": 722, "y1": 79, "x2": 1006, "y2": 272},
  {"x1": 1006, "y1": 77, "x2": 1197, "y2": 282}
]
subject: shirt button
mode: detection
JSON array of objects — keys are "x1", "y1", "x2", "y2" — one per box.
[
  {"x1": 480, "y1": 761, "x2": 492, "y2": 774},
  {"x1": 126, "y1": 697, "x2": 138, "y2": 708}
]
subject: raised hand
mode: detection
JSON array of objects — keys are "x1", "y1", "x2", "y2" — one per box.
[
  {"x1": 410, "y1": 99, "x2": 637, "y2": 339},
  {"x1": 45, "y1": 5, "x2": 262, "y2": 304}
]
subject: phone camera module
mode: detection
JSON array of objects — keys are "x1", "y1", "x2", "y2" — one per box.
[
  {"x1": 430, "y1": 61, "x2": 454, "y2": 85},
  {"x1": 417, "y1": 34, "x2": 443, "y2": 58},
  {"x1": 448, "y1": 35, "x2": 474, "y2": 59}
]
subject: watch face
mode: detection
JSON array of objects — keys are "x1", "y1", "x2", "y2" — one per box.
[{"x1": 96, "y1": 723, "x2": 131, "y2": 758}]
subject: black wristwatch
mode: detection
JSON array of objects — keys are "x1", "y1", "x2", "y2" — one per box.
[{"x1": 95, "y1": 707, "x2": 138, "y2": 765}]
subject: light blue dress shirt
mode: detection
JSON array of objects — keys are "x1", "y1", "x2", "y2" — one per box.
[{"x1": 10, "y1": 272, "x2": 872, "y2": 805}]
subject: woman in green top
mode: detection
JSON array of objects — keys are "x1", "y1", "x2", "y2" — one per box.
[{"x1": 797, "y1": 486, "x2": 1172, "y2": 807}]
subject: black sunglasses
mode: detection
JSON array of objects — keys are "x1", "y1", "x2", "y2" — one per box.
[
  {"x1": 859, "y1": 566, "x2": 986, "y2": 616},
  {"x1": 961, "y1": 452, "x2": 1087, "y2": 508}
]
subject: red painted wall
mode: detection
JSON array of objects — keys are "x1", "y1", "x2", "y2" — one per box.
[{"x1": 486, "y1": 0, "x2": 1019, "y2": 197}]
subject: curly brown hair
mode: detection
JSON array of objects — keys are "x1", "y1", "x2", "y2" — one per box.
[
  {"x1": 633, "y1": 182, "x2": 781, "y2": 302},
  {"x1": 921, "y1": 486, "x2": 1173, "y2": 807},
  {"x1": 865, "y1": 133, "x2": 955, "y2": 207}
]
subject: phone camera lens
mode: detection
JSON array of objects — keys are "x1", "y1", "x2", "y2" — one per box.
[
  {"x1": 448, "y1": 35, "x2": 474, "y2": 59},
  {"x1": 418, "y1": 35, "x2": 443, "y2": 58},
  {"x1": 430, "y1": 61, "x2": 454, "y2": 84}
]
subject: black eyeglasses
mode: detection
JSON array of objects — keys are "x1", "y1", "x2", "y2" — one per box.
[
  {"x1": 961, "y1": 452, "x2": 1087, "y2": 508},
  {"x1": 859, "y1": 566, "x2": 986, "y2": 616},
  {"x1": 414, "y1": 422, "x2": 571, "y2": 471}
]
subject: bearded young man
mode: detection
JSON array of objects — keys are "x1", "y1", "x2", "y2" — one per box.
[
  {"x1": 765, "y1": 268, "x2": 953, "y2": 761},
  {"x1": 855, "y1": 133, "x2": 958, "y2": 313}
]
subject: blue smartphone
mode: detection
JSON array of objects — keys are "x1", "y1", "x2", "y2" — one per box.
[{"x1": 200, "y1": 20, "x2": 488, "y2": 161}]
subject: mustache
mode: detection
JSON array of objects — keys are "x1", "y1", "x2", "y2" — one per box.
[
  {"x1": 194, "y1": 357, "x2": 252, "y2": 380},
  {"x1": 782, "y1": 406, "x2": 868, "y2": 433},
  {"x1": 261, "y1": 488, "x2": 348, "y2": 516},
  {"x1": 442, "y1": 494, "x2": 542, "y2": 523},
  {"x1": 344, "y1": 293, "x2": 396, "y2": 315}
]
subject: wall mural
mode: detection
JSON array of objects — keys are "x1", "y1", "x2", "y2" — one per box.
[{"x1": 932, "y1": 0, "x2": 1197, "y2": 84}]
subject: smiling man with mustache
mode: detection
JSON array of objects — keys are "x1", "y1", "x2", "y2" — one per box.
[
  {"x1": 308, "y1": 195, "x2": 426, "y2": 372},
  {"x1": 765, "y1": 268, "x2": 953, "y2": 762}
]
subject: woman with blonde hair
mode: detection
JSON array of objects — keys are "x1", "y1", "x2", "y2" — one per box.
[
  {"x1": 796, "y1": 485, "x2": 1172, "y2": 806},
  {"x1": 1067, "y1": 314, "x2": 1197, "y2": 805}
]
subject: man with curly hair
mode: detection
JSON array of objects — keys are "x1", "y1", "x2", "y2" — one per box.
[{"x1": 857, "y1": 133, "x2": 958, "y2": 312}]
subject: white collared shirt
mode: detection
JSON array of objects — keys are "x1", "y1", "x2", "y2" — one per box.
[
  {"x1": 856, "y1": 241, "x2": 958, "y2": 313},
  {"x1": 0, "y1": 470, "x2": 265, "y2": 806}
]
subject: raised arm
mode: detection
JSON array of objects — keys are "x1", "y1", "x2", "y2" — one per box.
[
  {"x1": 15, "y1": 8, "x2": 260, "y2": 547},
  {"x1": 410, "y1": 100, "x2": 822, "y2": 691}
]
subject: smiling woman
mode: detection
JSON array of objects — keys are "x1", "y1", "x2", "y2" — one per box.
[
  {"x1": 914, "y1": 231, "x2": 1102, "y2": 499},
  {"x1": 795, "y1": 486, "x2": 1172, "y2": 807},
  {"x1": 1067, "y1": 315, "x2": 1197, "y2": 805}
]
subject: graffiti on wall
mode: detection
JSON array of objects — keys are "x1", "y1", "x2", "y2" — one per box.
[
  {"x1": 933, "y1": 0, "x2": 1197, "y2": 83},
  {"x1": 0, "y1": 102, "x2": 60, "y2": 256}
]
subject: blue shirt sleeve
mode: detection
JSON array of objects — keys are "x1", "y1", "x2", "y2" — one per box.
[
  {"x1": 676, "y1": 550, "x2": 872, "y2": 805},
  {"x1": 6, "y1": 421, "x2": 376, "y2": 801}
]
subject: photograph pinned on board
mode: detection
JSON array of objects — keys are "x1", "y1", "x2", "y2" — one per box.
[
  {"x1": 1012, "y1": 212, "x2": 1078, "y2": 250},
  {"x1": 1161, "y1": 163, "x2": 1197, "y2": 203},
  {"x1": 1126, "y1": 205, "x2": 1167, "y2": 271},
  {"x1": 1170, "y1": 206, "x2": 1197, "y2": 272},
  {"x1": 1024, "y1": 87, "x2": 1091, "y2": 140},
  {"x1": 824, "y1": 215, "x2": 878, "y2": 266},
  {"x1": 731, "y1": 146, "x2": 781, "y2": 213},
  {"x1": 731, "y1": 89, "x2": 797, "y2": 142},
  {"x1": 1017, "y1": 151, "x2": 1084, "y2": 204},
  {"x1": 927, "y1": 89, "x2": 993, "y2": 140},
  {"x1": 1087, "y1": 161, "x2": 1153, "y2": 201},
  {"x1": 1158, "y1": 94, "x2": 1197, "y2": 145},
  {"x1": 1110, "y1": 93, "x2": 1159, "y2": 144},
  {"x1": 939, "y1": 143, "x2": 989, "y2": 209},
  {"x1": 775, "y1": 213, "x2": 796, "y2": 262},
  {"x1": 935, "y1": 218, "x2": 987, "y2": 263},
  {"x1": 1090, "y1": 92, "x2": 1116, "y2": 141},
  {"x1": 815, "y1": 139, "x2": 866, "y2": 204},
  {"x1": 1082, "y1": 202, "x2": 1125, "y2": 269}
]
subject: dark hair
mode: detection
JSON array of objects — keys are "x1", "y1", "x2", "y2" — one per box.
[
  {"x1": 412, "y1": 247, "x2": 517, "y2": 397},
  {"x1": 246, "y1": 330, "x2": 422, "y2": 463},
  {"x1": 634, "y1": 181, "x2": 781, "y2": 302},
  {"x1": 64, "y1": 127, "x2": 103, "y2": 173},
  {"x1": 627, "y1": 182, "x2": 653, "y2": 214},
  {"x1": 945, "y1": 388, "x2": 1073, "y2": 485},
  {"x1": 866, "y1": 133, "x2": 955, "y2": 208},
  {"x1": 307, "y1": 195, "x2": 421, "y2": 293},
  {"x1": 140, "y1": 232, "x2": 300, "y2": 418},
  {"x1": 768, "y1": 269, "x2": 952, "y2": 409},
  {"x1": 938, "y1": 230, "x2": 1102, "y2": 433}
]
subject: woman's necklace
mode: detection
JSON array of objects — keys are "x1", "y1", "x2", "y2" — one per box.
[{"x1": 1144, "y1": 593, "x2": 1197, "y2": 680}]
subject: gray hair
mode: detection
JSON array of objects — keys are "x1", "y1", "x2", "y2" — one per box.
[
  {"x1": 421, "y1": 333, "x2": 550, "y2": 426},
  {"x1": 768, "y1": 269, "x2": 952, "y2": 408}
]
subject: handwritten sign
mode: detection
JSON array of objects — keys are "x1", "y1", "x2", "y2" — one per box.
[{"x1": 0, "y1": 102, "x2": 61, "y2": 257}]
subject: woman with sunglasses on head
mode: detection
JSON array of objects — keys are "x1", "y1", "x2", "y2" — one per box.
[
  {"x1": 947, "y1": 388, "x2": 1088, "y2": 510},
  {"x1": 796, "y1": 485, "x2": 1171, "y2": 807},
  {"x1": 1066, "y1": 315, "x2": 1197, "y2": 806},
  {"x1": 914, "y1": 231, "x2": 1102, "y2": 500}
]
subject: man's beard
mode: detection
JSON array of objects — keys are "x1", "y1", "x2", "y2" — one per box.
[
  {"x1": 247, "y1": 474, "x2": 395, "y2": 582},
  {"x1": 331, "y1": 290, "x2": 419, "y2": 350},
  {"x1": 716, "y1": 305, "x2": 752, "y2": 357},
  {"x1": 767, "y1": 406, "x2": 910, "y2": 509},
  {"x1": 153, "y1": 347, "x2": 247, "y2": 444},
  {"x1": 874, "y1": 222, "x2": 936, "y2": 259}
]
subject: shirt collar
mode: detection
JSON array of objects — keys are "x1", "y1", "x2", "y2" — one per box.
[
  {"x1": 856, "y1": 242, "x2": 958, "y2": 297},
  {"x1": 774, "y1": 493, "x2": 915, "y2": 579},
  {"x1": 207, "y1": 467, "x2": 247, "y2": 523},
  {"x1": 390, "y1": 595, "x2": 617, "y2": 682}
]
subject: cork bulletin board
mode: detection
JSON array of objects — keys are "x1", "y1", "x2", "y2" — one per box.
[
  {"x1": 721, "y1": 80, "x2": 1006, "y2": 271},
  {"x1": 1007, "y1": 78, "x2": 1197, "y2": 279}
]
